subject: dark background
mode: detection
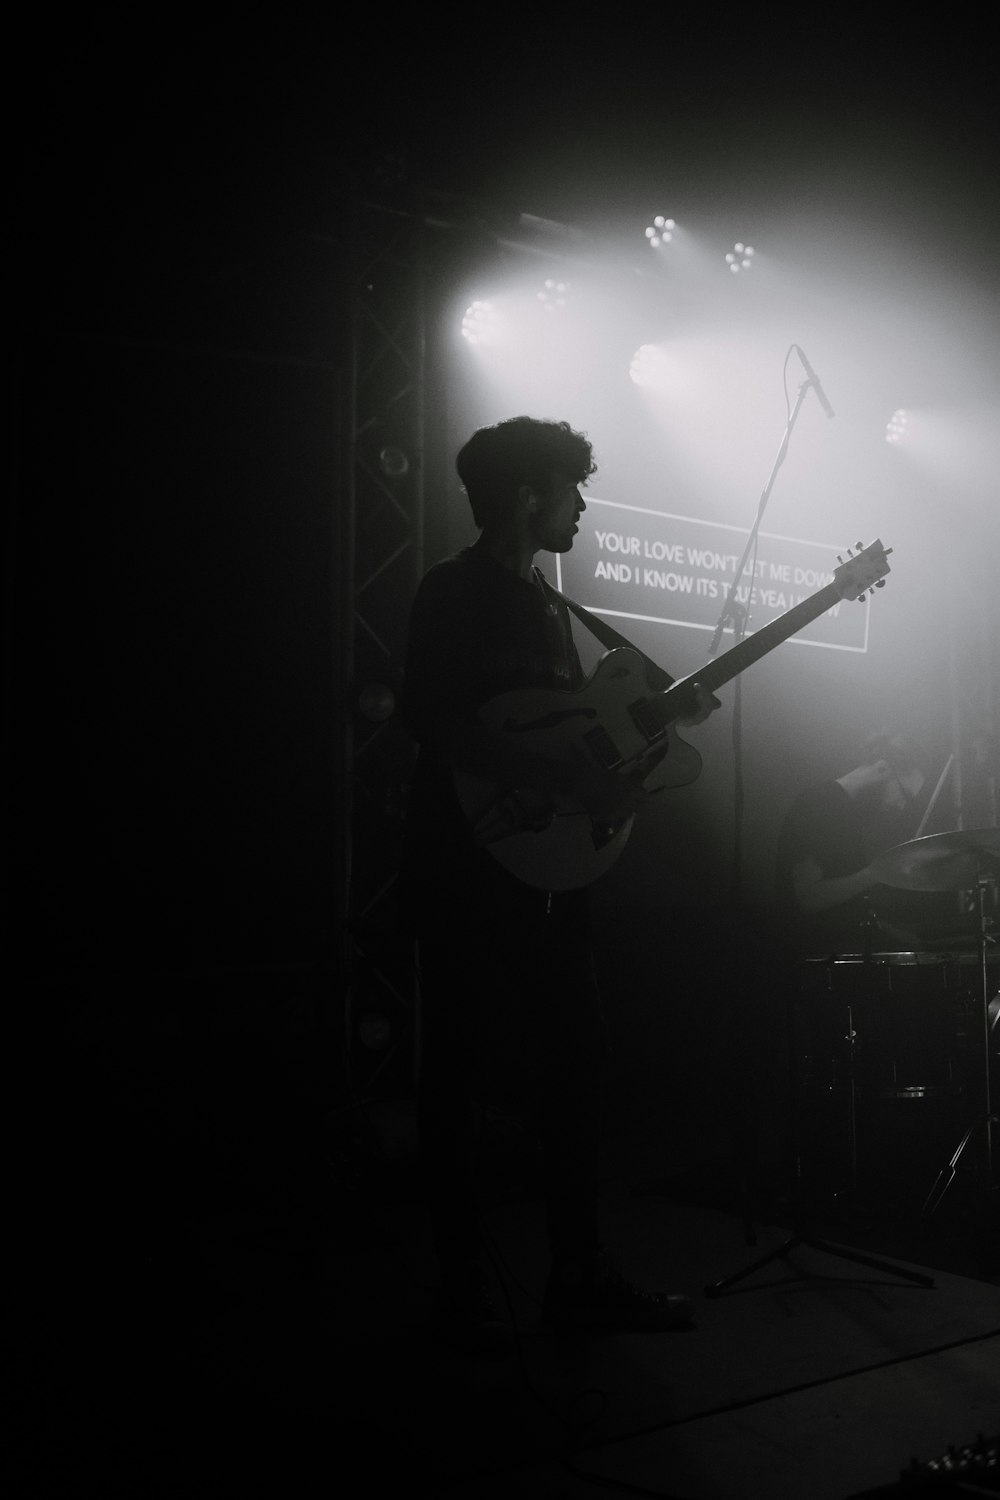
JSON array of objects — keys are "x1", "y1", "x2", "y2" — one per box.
[{"x1": 9, "y1": 18, "x2": 999, "y2": 1399}]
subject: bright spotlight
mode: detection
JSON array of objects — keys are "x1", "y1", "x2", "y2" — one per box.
[
  {"x1": 644, "y1": 215, "x2": 676, "y2": 248},
  {"x1": 725, "y1": 242, "x2": 755, "y2": 273},
  {"x1": 461, "y1": 300, "x2": 500, "y2": 344},
  {"x1": 885, "y1": 408, "x2": 910, "y2": 444},
  {"x1": 629, "y1": 344, "x2": 670, "y2": 386},
  {"x1": 537, "y1": 278, "x2": 570, "y2": 312}
]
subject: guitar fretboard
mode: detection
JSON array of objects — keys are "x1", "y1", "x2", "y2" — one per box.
[{"x1": 657, "y1": 580, "x2": 846, "y2": 720}]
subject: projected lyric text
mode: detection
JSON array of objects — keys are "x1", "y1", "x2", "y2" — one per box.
[{"x1": 551, "y1": 499, "x2": 873, "y2": 653}]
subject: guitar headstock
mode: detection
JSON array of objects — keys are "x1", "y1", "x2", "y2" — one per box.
[{"x1": 833, "y1": 538, "x2": 892, "y2": 601}]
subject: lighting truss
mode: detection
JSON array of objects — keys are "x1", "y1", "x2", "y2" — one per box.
[{"x1": 342, "y1": 199, "x2": 428, "y2": 1096}]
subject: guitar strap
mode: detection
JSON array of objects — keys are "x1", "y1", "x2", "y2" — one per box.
[{"x1": 551, "y1": 584, "x2": 677, "y2": 693}]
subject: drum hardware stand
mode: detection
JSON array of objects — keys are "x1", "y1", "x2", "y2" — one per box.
[
  {"x1": 840, "y1": 894, "x2": 886, "y2": 1201},
  {"x1": 922, "y1": 873, "x2": 997, "y2": 1217},
  {"x1": 705, "y1": 969, "x2": 934, "y2": 1297},
  {"x1": 841, "y1": 998, "x2": 860, "y2": 1201}
]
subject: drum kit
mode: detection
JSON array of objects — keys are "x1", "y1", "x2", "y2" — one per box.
[
  {"x1": 706, "y1": 826, "x2": 997, "y2": 1299},
  {"x1": 799, "y1": 826, "x2": 999, "y2": 1216}
]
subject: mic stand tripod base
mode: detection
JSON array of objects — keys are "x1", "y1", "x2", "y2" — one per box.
[
  {"x1": 704, "y1": 1228, "x2": 935, "y2": 1298},
  {"x1": 706, "y1": 1059, "x2": 935, "y2": 1297},
  {"x1": 706, "y1": 965, "x2": 935, "y2": 1297}
]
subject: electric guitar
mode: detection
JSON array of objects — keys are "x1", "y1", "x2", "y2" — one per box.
[{"x1": 454, "y1": 539, "x2": 892, "y2": 890}]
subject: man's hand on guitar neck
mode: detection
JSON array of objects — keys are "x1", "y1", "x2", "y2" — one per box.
[{"x1": 675, "y1": 681, "x2": 721, "y2": 727}]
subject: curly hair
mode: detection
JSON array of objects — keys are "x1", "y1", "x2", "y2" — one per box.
[{"x1": 455, "y1": 416, "x2": 597, "y2": 529}]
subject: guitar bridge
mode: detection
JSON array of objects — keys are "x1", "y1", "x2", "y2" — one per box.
[
  {"x1": 583, "y1": 724, "x2": 624, "y2": 769},
  {"x1": 628, "y1": 698, "x2": 668, "y2": 744}
]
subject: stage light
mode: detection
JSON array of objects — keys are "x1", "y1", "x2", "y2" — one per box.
[
  {"x1": 629, "y1": 344, "x2": 670, "y2": 387},
  {"x1": 644, "y1": 215, "x2": 676, "y2": 248},
  {"x1": 537, "y1": 277, "x2": 570, "y2": 312},
  {"x1": 461, "y1": 300, "x2": 500, "y2": 344},
  {"x1": 378, "y1": 445, "x2": 409, "y2": 479},
  {"x1": 725, "y1": 243, "x2": 755, "y2": 273},
  {"x1": 885, "y1": 408, "x2": 910, "y2": 444},
  {"x1": 358, "y1": 1012, "x2": 394, "y2": 1049},
  {"x1": 358, "y1": 683, "x2": 396, "y2": 722}
]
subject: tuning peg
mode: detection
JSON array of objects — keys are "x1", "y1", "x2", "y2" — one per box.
[
  {"x1": 856, "y1": 540, "x2": 863, "y2": 550},
  {"x1": 837, "y1": 553, "x2": 844, "y2": 563},
  {"x1": 875, "y1": 578, "x2": 886, "y2": 588}
]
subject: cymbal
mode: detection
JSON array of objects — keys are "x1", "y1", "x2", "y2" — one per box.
[{"x1": 872, "y1": 827, "x2": 1000, "y2": 891}]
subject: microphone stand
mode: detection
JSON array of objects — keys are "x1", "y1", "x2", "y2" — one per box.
[
  {"x1": 709, "y1": 371, "x2": 812, "y2": 911},
  {"x1": 706, "y1": 362, "x2": 935, "y2": 1296},
  {"x1": 707, "y1": 376, "x2": 811, "y2": 660}
]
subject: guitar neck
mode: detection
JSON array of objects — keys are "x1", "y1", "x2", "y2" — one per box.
[{"x1": 663, "y1": 580, "x2": 844, "y2": 711}]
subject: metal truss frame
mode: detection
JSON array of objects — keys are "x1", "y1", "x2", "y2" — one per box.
[{"x1": 339, "y1": 199, "x2": 429, "y2": 1099}]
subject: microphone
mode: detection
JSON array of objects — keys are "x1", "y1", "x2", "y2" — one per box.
[{"x1": 795, "y1": 345, "x2": 835, "y2": 418}]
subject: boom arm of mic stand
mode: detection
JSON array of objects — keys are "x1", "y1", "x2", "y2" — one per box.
[{"x1": 707, "y1": 380, "x2": 811, "y2": 656}]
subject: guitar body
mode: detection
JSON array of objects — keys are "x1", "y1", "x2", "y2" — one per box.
[
  {"x1": 454, "y1": 649, "x2": 702, "y2": 891},
  {"x1": 453, "y1": 539, "x2": 893, "y2": 891}
]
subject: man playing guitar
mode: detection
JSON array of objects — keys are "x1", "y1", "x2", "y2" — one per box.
[{"x1": 399, "y1": 416, "x2": 718, "y2": 1355}]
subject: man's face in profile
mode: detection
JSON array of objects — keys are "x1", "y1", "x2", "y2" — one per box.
[{"x1": 529, "y1": 470, "x2": 585, "y2": 554}]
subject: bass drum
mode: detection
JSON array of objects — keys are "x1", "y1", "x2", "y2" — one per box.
[
  {"x1": 793, "y1": 950, "x2": 999, "y2": 1205},
  {"x1": 795, "y1": 950, "x2": 985, "y2": 1097}
]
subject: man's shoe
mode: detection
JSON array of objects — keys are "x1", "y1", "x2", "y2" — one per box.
[
  {"x1": 430, "y1": 1261, "x2": 513, "y2": 1358},
  {"x1": 542, "y1": 1247, "x2": 696, "y2": 1335}
]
